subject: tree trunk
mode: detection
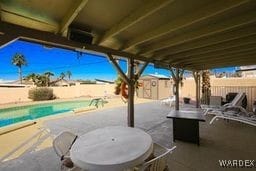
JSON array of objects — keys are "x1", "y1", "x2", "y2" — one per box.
[{"x1": 18, "y1": 67, "x2": 22, "y2": 84}]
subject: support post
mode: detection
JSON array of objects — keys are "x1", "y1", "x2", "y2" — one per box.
[
  {"x1": 175, "y1": 68, "x2": 180, "y2": 110},
  {"x1": 193, "y1": 71, "x2": 201, "y2": 108},
  {"x1": 170, "y1": 67, "x2": 184, "y2": 111},
  {"x1": 198, "y1": 74, "x2": 201, "y2": 106},
  {"x1": 107, "y1": 54, "x2": 148, "y2": 127},
  {"x1": 127, "y1": 58, "x2": 135, "y2": 127}
]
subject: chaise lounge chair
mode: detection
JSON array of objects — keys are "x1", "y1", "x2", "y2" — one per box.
[
  {"x1": 209, "y1": 102, "x2": 256, "y2": 127},
  {"x1": 202, "y1": 92, "x2": 246, "y2": 116}
]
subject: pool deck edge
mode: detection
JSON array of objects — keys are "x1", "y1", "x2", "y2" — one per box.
[{"x1": 0, "y1": 121, "x2": 37, "y2": 136}]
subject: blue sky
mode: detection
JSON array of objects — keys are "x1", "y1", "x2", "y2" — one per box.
[
  {"x1": 0, "y1": 40, "x2": 237, "y2": 82},
  {"x1": 0, "y1": 40, "x2": 171, "y2": 82}
]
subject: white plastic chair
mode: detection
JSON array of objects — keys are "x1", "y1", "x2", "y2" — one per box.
[
  {"x1": 53, "y1": 131, "x2": 78, "y2": 171},
  {"x1": 161, "y1": 96, "x2": 175, "y2": 108},
  {"x1": 134, "y1": 143, "x2": 176, "y2": 171}
]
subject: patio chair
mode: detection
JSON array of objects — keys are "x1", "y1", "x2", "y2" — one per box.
[
  {"x1": 134, "y1": 143, "x2": 176, "y2": 171},
  {"x1": 209, "y1": 104, "x2": 256, "y2": 127},
  {"x1": 161, "y1": 96, "x2": 175, "y2": 107},
  {"x1": 52, "y1": 131, "x2": 78, "y2": 171},
  {"x1": 202, "y1": 92, "x2": 246, "y2": 116}
]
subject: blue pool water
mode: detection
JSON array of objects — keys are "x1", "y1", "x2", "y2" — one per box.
[{"x1": 0, "y1": 100, "x2": 90, "y2": 127}]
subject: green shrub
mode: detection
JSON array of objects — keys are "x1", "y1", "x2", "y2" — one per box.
[{"x1": 28, "y1": 87, "x2": 56, "y2": 101}]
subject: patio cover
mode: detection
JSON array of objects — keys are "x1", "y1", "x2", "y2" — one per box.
[
  {"x1": 1, "y1": 0, "x2": 256, "y2": 126},
  {"x1": 0, "y1": 0, "x2": 256, "y2": 70}
]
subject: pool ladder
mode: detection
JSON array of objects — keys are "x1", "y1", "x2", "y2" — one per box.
[{"x1": 88, "y1": 98, "x2": 105, "y2": 108}]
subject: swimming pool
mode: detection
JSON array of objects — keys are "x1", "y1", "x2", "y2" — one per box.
[{"x1": 0, "y1": 100, "x2": 91, "y2": 128}]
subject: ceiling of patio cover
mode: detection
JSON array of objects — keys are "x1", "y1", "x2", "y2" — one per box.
[{"x1": 0, "y1": 0, "x2": 256, "y2": 70}]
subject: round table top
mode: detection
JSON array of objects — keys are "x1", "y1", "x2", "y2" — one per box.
[{"x1": 70, "y1": 126, "x2": 153, "y2": 171}]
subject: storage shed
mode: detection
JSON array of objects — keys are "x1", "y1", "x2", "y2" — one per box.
[{"x1": 137, "y1": 74, "x2": 171, "y2": 100}]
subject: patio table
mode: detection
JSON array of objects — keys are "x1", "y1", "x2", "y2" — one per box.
[
  {"x1": 167, "y1": 110, "x2": 205, "y2": 145},
  {"x1": 70, "y1": 126, "x2": 153, "y2": 171}
]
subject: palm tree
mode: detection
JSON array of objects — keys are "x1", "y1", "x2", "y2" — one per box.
[
  {"x1": 37, "y1": 75, "x2": 48, "y2": 87},
  {"x1": 25, "y1": 73, "x2": 37, "y2": 85},
  {"x1": 44, "y1": 71, "x2": 54, "y2": 86},
  {"x1": 11, "y1": 53, "x2": 27, "y2": 84},
  {"x1": 59, "y1": 72, "x2": 66, "y2": 80},
  {"x1": 66, "y1": 71, "x2": 72, "y2": 80}
]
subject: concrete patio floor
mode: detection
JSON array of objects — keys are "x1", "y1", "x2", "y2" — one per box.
[{"x1": 0, "y1": 101, "x2": 255, "y2": 171}]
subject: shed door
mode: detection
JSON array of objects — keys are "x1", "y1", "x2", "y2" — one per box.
[{"x1": 143, "y1": 80, "x2": 151, "y2": 98}]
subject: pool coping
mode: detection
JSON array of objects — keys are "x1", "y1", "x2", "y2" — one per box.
[
  {"x1": 0, "y1": 105, "x2": 97, "y2": 135},
  {"x1": 0, "y1": 120, "x2": 37, "y2": 135}
]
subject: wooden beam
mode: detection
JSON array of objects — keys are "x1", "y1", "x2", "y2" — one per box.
[
  {"x1": 0, "y1": 22, "x2": 156, "y2": 64},
  {"x1": 0, "y1": 3, "x2": 2, "y2": 21},
  {"x1": 174, "y1": 68, "x2": 183, "y2": 111},
  {"x1": 122, "y1": 0, "x2": 250, "y2": 51},
  {"x1": 158, "y1": 23, "x2": 256, "y2": 60},
  {"x1": 169, "y1": 67, "x2": 177, "y2": 81},
  {"x1": 184, "y1": 53, "x2": 256, "y2": 69},
  {"x1": 0, "y1": 34, "x2": 18, "y2": 48},
  {"x1": 186, "y1": 55, "x2": 256, "y2": 67},
  {"x1": 59, "y1": 0, "x2": 88, "y2": 35},
  {"x1": 0, "y1": 2, "x2": 59, "y2": 33},
  {"x1": 106, "y1": 54, "x2": 129, "y2": 85},
  {"x1": 174, "y1": 48, "x2": 256, "y2": 66},
  {"x1": 170, "y1": 43, "x2": 256, "y2": 64},
  {"x1": 136, "y1": 62, "x2": 149, "y2": 79},
  {"x1": 127, "y1": 58, "x2": 135, "y2": 127},
  {"x1": 188, "y1": 59, "x2": 256, "y2": 70},
  {"x1": 97, "y1": 0, "x2": 173, "y2": 45},
  {"x1": 193, "y1": 71, "x2": 201, "y2": 108},
  {"x1": 173, "y1": 52, "x2": 256, "y2": 70},
  {"x1": 143, "y1": 9, "x2": 256, "y2": 57},
  {"x1": 159, "y1": 35, "x2": 256, "y2": 61}
]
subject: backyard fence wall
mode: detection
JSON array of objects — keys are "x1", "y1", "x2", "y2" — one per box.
[
  {"x1": 0, "y1": 84, "x2": 115, "y2": 104},
  {"x1": 1, "y1": 78, "x2": 256, "y2": 111},
  {"x1": 211, "y1": 86, "x2": 256, "y2": 111},
  {"x1": 181, "y1": 78, "x2": 256, "y2": 111}
]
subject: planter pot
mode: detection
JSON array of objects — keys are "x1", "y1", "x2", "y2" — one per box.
[{"x1": 183, "y1": 97, "x2": 191, "y2": 104}]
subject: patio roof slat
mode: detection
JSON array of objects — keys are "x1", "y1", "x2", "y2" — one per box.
[
  {"x1": 184, "y1": 54, "x2": 256, "y2": 70},
  {"x1": 161, "y1": 35, "x2": 256, "y2": 61},
  {"x1": 169, "y1": 44, "x2": 256, "y2": 64},
  {"x1": 122, "y1": 0, "x2": 251, "y2": 52},
  {"x1": 140, "y1": 9, "x2": 256, "y2": 56},
  {"x1": 97, "y1": 0, "x2": 173, "y2": 46},
  {"x1": 155, "y1": 19, "x2": 256, "y2": 60},
  {"x1": 59, "y1": 0, "x2": 89, "y2": 35}
]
